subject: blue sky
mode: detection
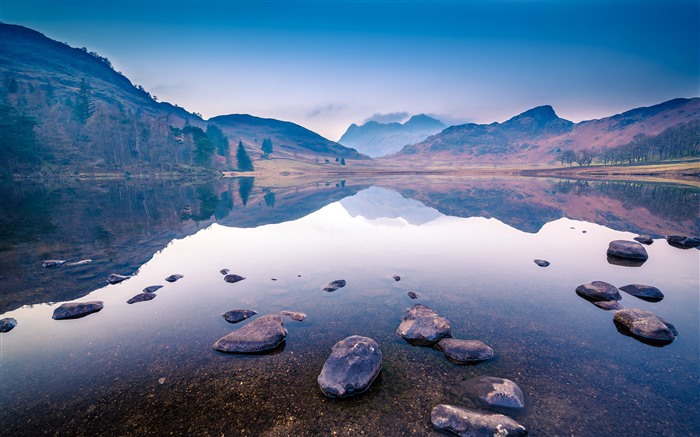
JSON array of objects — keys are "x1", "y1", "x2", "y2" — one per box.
[{"x1": 1, "y1": 1, "x2": 698, "y2": 139}]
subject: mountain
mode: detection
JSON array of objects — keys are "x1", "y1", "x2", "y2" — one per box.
[
  {"x1": 390, "y1": 98, "x2": 700, "y2": 164},
  {"x1": 339, "y1": 114, "x2": 446, "y2": 157},
  {"x1": 339, "y1": 186, "x2": 442, "y2": 225}
]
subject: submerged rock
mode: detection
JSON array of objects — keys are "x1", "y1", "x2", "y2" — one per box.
[
  {"x1": 0, "y1": 318, "x2": 18, "y2": 333},
  {"x1": 666, "y1": 235, "x2": 700, "y2": 249},
  {"x1": 464, "y1": 376, "x2": 526, "y2": 410},
  {"x1": 614, "y1": 308, "x2": 677, "y2": 344},
  {"x1": 42, "y1": 260, "x2": 66, "y2": 268},
  {"x1": 575, "y1": 281, "x2": 622, "y2": 302},
  {"x1": 143, "y1": 285, "x2": 163, "y2": 293},
  {"x1": 592, "y1": 300, "x2": 624, "y2": 311},
  {"x1": 435, "y1": 338, "x2": 493, "y2": 364},
  {"x1": 323, "y1": 279, "x2": 346, "y2": 292},
  {"x1": 280, "y1": 310, "x2": 306, "y2": 321},
  {"x1": 213, "y1": 314, "x2": 287, "y2": 353},
  {"x1": 533, "y1": 259, "x2": 550, "y2": 267},
  {"x1": 607, "y1": 240, "x2": 648, "y2": 260},
  {"x1": 220, "y1": 268, "x2": 230, "y2": 275},
  {"x1": 393, "y1": 275, "x2": 401, "y2": 281},
  {"x1": 407, "y1": 291, "x2": 420, "y2": 299},
  {"x1": 633, "y1": 235, "x2": 654, "y2": 245},
  {"x1": 127, "y1": 292, "x2": 157, "y2": 304},
  {"x1": 224, "y1": 274, "x2": 245, "y2": 284},
  {"x1": 52, "y1": 301, "x2": 104, "y2": 320},
  {"x1": 107, "y1": 273, "x2": 131, "y2": 284},
  {"x1": 317, "y1": 335, "x2": 382, "y2": 398},
  {"x1": 165, "y1": 274, "x2": 184, "y2": 283},
  {"x1": 619, "y1": 284, "x2": 664, "y2": 302},
  {"x1": 222, "y1": 309, "x2": 257, "y2": 323},
  {"x1": 397, "y1": 304, "x2": 451, "y2": 346},
  {"x1": 65, "y1": 259, "x2": 92, "y2": 266},
  {"x1": 431, "y1": 404, "x2": 527, "y2": 437}
]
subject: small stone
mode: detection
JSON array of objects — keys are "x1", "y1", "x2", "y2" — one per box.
[
  {"x1": 435, "y1": 338, "x2": 493, "y2": 364},
  {"x1": 634, "y1": 235, "x2": 654, "y2": 245},
  {"x1": 463, "y1": 376, "x2": 526, "y2": 409},
  {"x1": 397, "y1": 304, "x2": 452, "y2": 346},
  {"x1": 431, "y1": 404, "x2": 527, "y2": 437},
  {"x1": 220, "y1": 269, "x2": 230, "y2": 275},
  {"x1": 158, "y1": 377, "x2": 166, "y2": 385},
  {"x1": 0, "y1": 318, "x2": 18, "y2": 333},
  {"x1": 534, "y1": 259, "x2": 550, "y2": 267},
  {"x1": 592, "y1": 300, "x2": 624, "y2": 310},
  {"x1": 271, "y1": 278, "x2": 278, "y2": 281},
  {"x1": 614, "y1": 308, "x2": 677, "y2": 343},
  {"x1": 280, "y1": 311, "x2": 306, "y2": 321},
  {"x1": 213, "y1": 314, "x2": 287, "y2": 353},
  {"x1": 407, "y1": 291, "x2": 420, "y2": 299},
  {"x1": 52, "y1": 301, "x2": 104, "y2": 320},
  {"x1": 317, "y1": 336, "x2": 382, "y2": 398},
  {"x1": 143, "y1": 285, "x2": 163, "y2": 293},
  {"x1": 127, "y1": 292, "x2": 157, "y2": 304},
  {"x1": 65, "y1": 259, "x2": 92, "y2": 266},
  {"x1": 165, "y1": 274, "x2": 183, "y2": 282},
  {"x1": 393, "y1": 275, "x2": 401, "y2": 281},
  {"x1": 666, "y1": 235, "x2": 700, "y2": 249},
  {"x1": 619, "y1": 284, "x2": 664, "y2": 302},
  {"x1": 323, "y1": 279, "x2": 346, "y2": 292},
  {"x1": 224, "y1": 274, "x2": 245, "y2": 283},
  {"x1": 107, "y1": 273, "x2": 131, "y2": 284},
  {"x1": 42, "y1": 260, "x2": 66, "y2": 268},
  {"x1": 575, "y1": 281, "x2": 621, "y2": 302},
  {"x1": 222, "y1": 309, "x2": 257, "y2": 323},
  {"x1": 607, "y1": 240, "x2": 648, "y2": 260}
]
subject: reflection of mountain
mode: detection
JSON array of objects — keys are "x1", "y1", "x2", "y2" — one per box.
[{"x1": 339, "y1": 187, "x2": 442, "y2": 225}]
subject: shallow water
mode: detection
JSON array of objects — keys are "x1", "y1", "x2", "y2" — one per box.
[{"x1": 1, "y1": 176, "x2": 698, "y2": 436}]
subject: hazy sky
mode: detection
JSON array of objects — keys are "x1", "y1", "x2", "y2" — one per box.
[{"x1": 1, "y1": 1, "x2": 698, "y2": 140}]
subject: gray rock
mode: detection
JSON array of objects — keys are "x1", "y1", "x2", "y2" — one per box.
[
  {"x1": 464, "y1": 376, "x2": 526, "y2": 409},
  {"x1": 619, "y1": 284, "x2": 664, "y2": 302},
  {"x1": 533, "y1": 259, "x2": 550, "y2": 267},
  {"x1": 224, "y1": 274, "x2": 245, "y2": 283},
  {"x1": 397, "y1": 304, "x2": 451, "y2": 346},
  {"x1": 633, "y1": 235, "x2": 654, "y2": 245},
  {"x1": 42, "y1": 260, "x2": 66, "y2": 268},
  {"x1": 407, "y1": 291, "x2": 420, "y2": 299},
  {"x1": 323, "y1": 279, "x2": 346, "y2": 292},
  {"x1": 222, "y1": 309, "x2": 257, "y2": 323},
  {"x1": 607, "y1": 240, "x2": 648, "y2": 260},
  {"x1": 127, "y1": 292, "x2": 157, "y2": 304},
  {"x1": 614, "y1": 308, "x2": 677, "y2": 343},
  {"x1": 143, "y1": 285, "x2": 163, "y2": 293},
  {"x1": 0, "y1": 318, "x2": 18, "y2": 333},
  {"x1": 165, "y1": 274, "x2": 184, "y2": 282},
  {"x1": 213, "y1": 314, "x2": 287, "y2": 353},
  {"x1": 393, "y1": 275, "x2": 401, "y2": 281},
  {"x1": 575, "y1": 281, "x2": 621, "y2": 302},
  {"x1": 52, "y1": 301, "x2": 104, "y2": 320},
  {"x1": 666, "y1": 235, "x2": 700, "y2": 249},
  {"x1": 592, "y1": 300, "x2": 624, "y2": 311},
  {"x1": 280, "y1": 310, "x2": 306, "y2": 321},
  {"x1": 431, "y1": 404, "x2": 527, "y2": 437},
  {"x1": 435, "y1": 338, "x2": 493, "y2": 364},
  {"x1": 317, "y1": 335, "x2": 382, "y2": 398},
  {"x1": 220, "y1": 268, "x2": 230, "y2": 275},
  {"x1": 65, "y1": 259, "x2": 92, "y2": 266},
  {"x1": 107, "y1": 273, "x2": 131, "y2": 284}
]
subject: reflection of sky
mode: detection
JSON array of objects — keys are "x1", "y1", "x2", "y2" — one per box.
[{"x1": 1, "y1": 1, "x2": 697, "y2": 139}]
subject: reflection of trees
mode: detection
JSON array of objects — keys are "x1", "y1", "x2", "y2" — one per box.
[
  {"x1": 597, "y1": 181, "x2": 698, "y2": 221},
  {"x1": 238, "y1": 177, "x2": 254, "y2": 207},
  {"x1": 264, "y1": 189, "x2": 276, "y2": 207},
  {"x1": 0, "y1": 183, "x2": 56, "y2": 249},
  {"x1": 556, "y1": 180, "x2": 592, "y2": 195}
]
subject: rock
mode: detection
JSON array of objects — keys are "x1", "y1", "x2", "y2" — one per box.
[
  {"x1": 0, "y1": 318, "x2": 18, "y2": 333},
  {"x1": 42, "y1": 260, "x2": 66, "y2": 268},
  {"x1": 607, "y1": 240, "x2": 648, "y2": 260},
  {"x1": 431, "y1": 404, "x2": 527, "y2": 437},
  {"x1": 614, "y1": 308, "x2": 677, "y2": 343},
  {"x1": 667, "y1": 235, "x2": 700, "y2": 249},
  {"x1": 397, "y1": 304, "x2": 451, "y2": 346},
  {"x1": 52, "y1": 301, "x2": 104, "y2": 320},
  {"x1": 464, "y1": 376, "x2": 526, "y2": 409},
  {"x1": 393, "y1": 275, "x2": 401, "y2": 281},
  {"x1": 143, "y1": 285, "x2": 163, "y2": 293},
  {"x1": 127, "y1": 292, "x2": 157, "y2": 304},
  {"x1": 280, "y1": 310, "x2": 306, "y2": 321},
  {"x1": 220, "y1": 268, "x2": 230, "y2": 275},
  {"x1": 533, "y1": 259, "x2": 550, "y2": 267},
  {"x1": 222, "y1": 309, "x2": 257, "y2": 323},
  {"x1": 107, "y1": 273, "x2": 131, "y2": 284},
  {"x1": 592, "y1": 300, "x2": 624, "y2": 311},
  {"x1": 607, "y1": 256, "x2": 647, "y2": 267},
  {"x1": 317, "y1": 335, "x2": 382, "y2": 398},
  {"x1": 575, "y1": 281, "x2": 621, "y2": 302},
  {"x1": 407, "y1": 291, "x2": 420, "y2": 299},
  {"x1": 213, "y1": 314, "x2": 287, "y2": 353},
  {"x1": 224, "y1": 274, "x2": 245, "y2": 283},
  {"x1": 435, "y1": 338, "x2": 494, "y2": 364},
  {"x1": 619, "y1": 284, "x2": 664, "y2": 302},
  {"x1": 633, "y1": 235, "x2": 654, "y2": 245},
  {"x1": 322, "y1": 279, "x2": 346, "y2": 292},
  {"x1": 165, "y1": 274, "x2": 184, "y2": 282},
  {"x1": 65, "y1": 259, "x2": 92, "y2": 266}
]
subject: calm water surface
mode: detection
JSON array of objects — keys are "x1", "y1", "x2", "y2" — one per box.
[{"x1": 0, "y1": 176, "x2": 698, "y2": 436}]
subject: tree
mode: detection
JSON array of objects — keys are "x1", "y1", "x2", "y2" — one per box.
[
  {"x1": 340, "y1": 157, "x2": 346, "y2": 166},
  {"x1": 0, "y1": 104, "x2": 40, "y2": 168},
  {"x1": 575, "y1": 148, "x2": 596, "y2": 166},
  {"x1": 206, "y1": 124, "x2": 229, "y2": 157},
  {"x1": 238, "y1": 177, "x2": 254, "y2": 206},
  {"x1": 560, "y1": 150, "x2": 577, "y2": 166},
  {"x1": 261, "y1": 137, "x2": 273, "y2": 157},
  {"x1": 74, "y1": 78, "x2": 94, "y2": 124},
  {"x1": 236, "y1": 141, "x2": 254, "y2": 171}
]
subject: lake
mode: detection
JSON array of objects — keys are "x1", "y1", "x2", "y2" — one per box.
[{"x1": 0, "y1": 175, "x2": 698, "y2": 436}]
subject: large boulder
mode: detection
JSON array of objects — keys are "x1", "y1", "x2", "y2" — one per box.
[
  {"x1": 619, "y1": 284, "x2": 664, "y2": 302},
  {"x1": 322, "y1": 279, "x2": 346, "y2": 292},
  {"x1": 575, "y1": 281, "x2": 621, "y2": 302},
  {"x1": 435, "y1": 338, "x2": 494, "y2": 364},
  {"x1": 52, "y1": 301, "x2": 104, "y2": 320},
  {"x1": 0, "y1": 318, "x2": 18, "y2": 333},
  {"x1": 464, "y1": 376, "x2": 526, "y2": 410},
  {"x1": 666, "y1": 235, "x2": 700, "y2": 249},
  {"x1": 607, "y1": 240, "x2": 648, "y2": 260},
  {"x1": 213, "y1": 314, "x2": 287, "y2": 353},
  {"x1": 614, "y1": 309, "x2": 677, "y2": 344},
  {"x1": 224, "y1": 274, "x2": 245, "y2": 283},
  {"x1": 431, "y1": 404, "x2": 527, "y2": 437},
  {"x1": 397, "y1": 304, "x2": 452, "y2": 346},
  {"x1": 222, "y1": 309, "x2": 257, "y2": 323},
  {"x1": 317, "y1": 335, "x2": 382, "y2": 398}
]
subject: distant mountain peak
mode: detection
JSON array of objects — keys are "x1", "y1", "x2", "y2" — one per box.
[{"x1": 509, "y1": 105, "x2": 559, "y2": 123}]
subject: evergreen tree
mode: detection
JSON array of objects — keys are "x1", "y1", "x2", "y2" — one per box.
[
  {"x1": 0, "y1": 104, "x2": 40, "y2": 168},
  {"x1": 74, "y1": 78, "x2": 94, "y2": 124},
  {"x1": 236, "y1": 141, "x2": 254, "y2": 171},
  {"x1": 238, "y1": 177, "x2": 254, "y2": 206},
  {"x1": 261, "y1": 137, "x2": 273, "y2": 157},
  {"x1": 207, "y1": 124, "x2": 229, "y2": 157},
  {"x1": 340, "y1": 157, "x2": 346, "y2": 166}
]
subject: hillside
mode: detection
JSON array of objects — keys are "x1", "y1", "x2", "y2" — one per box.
[{"x1": 339, "y1": 114, "x2": 446, "y2": 157}]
